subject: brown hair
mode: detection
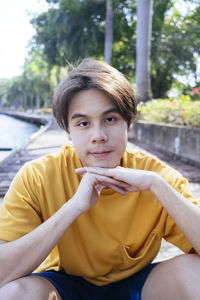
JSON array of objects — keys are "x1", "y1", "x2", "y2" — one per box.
[{"x1": 53, "y1": 58, "x2": 137, "y2": 131}]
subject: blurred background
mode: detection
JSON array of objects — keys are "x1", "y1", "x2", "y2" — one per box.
[
  {"x1": 1, "y1": 1, "x2": 200, "y2": 256},
  {"x1": 0, "y1": 0, "x2": 199, "y2": 126}
]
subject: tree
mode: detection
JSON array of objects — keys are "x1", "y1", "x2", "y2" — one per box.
[
  {"x1": 136, "y1": 0, "x2": 153, "y2": 102},
  {"x1": 151, "y1": 5, "x2": 200, "y2": 98},
  {"x1": 22, "y1": 48, "x2": 51, "y2": 109},
  {"x1": 104, "y1": 0, "x2": 113, "y2": 64},
  {"x1": 11, "y1": 0, "x2": 199, "y2": 103},
  {"x1": 0, "y1": 79, "x2": 10, "y2": 108},
  {"x1": 6, "y1": 77, "x2": 24, "y2": 109},
  {"x1": 32, "y1": 0, "x2": 136, "y2": 76},
  {"x1": 31, "y1": 0, "x2": 105, "y2": 66}
]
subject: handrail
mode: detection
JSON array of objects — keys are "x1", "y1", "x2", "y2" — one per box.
[{"x1": 0, "y1": 148, "x2": 12, "y2": 151}]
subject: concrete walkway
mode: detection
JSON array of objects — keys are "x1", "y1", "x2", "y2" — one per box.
[
  {"x1": 0, "y1": 114, "x2": 200, "y2": 261},
  {"x1": 0, "y1": 117, "x2": 67, "y2": 199}
]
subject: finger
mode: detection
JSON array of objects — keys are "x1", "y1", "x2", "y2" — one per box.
[
  {"x1": 93, "y1": 174, "x2": 130, "y2": 189},
  {"x1": 95, "y1": 184, "x2": 105, "y2": 195},
  {"x1": 105, "y1": 183, "x2": 128, "y2": 195},
  {"x1": 127, "y1": 187, "x2": 140, "y2": 193},
  {"x1": 76, "y1": 167, "x2": 114, "y2": 177},
  {"x1": 75, "y1": 168, "x2": 86, "y2": 174},
  {"x1": 83, "y1": 169, "x2": 131, "y2": 189}
]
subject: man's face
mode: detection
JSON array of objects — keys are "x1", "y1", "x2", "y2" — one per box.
[{"x1": 67, "y1": 89, "x2": 131, "y2": 168}]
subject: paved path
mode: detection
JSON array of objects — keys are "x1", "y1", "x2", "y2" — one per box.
[
  {"x1": 0, "y1": 115, "x2": 200, "y2": 261},
  {"x1": 0, "y1": 117, "x2": 67, "y2": 199}
]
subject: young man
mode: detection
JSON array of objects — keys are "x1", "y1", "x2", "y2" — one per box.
[{"x1": 0, "y1": 59, "x2": 199, "y2": 300}]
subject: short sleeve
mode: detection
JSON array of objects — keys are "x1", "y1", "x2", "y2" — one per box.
[
  {"x1": 0, "y1": 163, "x2": 42, "y2": 241},
  {"x1": 163, "y1": 175, "x2": 200, "y2": 253}
]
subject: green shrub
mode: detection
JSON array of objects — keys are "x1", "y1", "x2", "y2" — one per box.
[{"x1": 137, "y1": 96, "x2": 200, "y2": 127}]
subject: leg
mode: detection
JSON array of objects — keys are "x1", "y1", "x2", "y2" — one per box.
[
  {"x1": 0, "y1": 275, "x2": 62, "y2": 300},
  {"x1": 141, "y1": 254, "x2": 200, "y2": 300}
]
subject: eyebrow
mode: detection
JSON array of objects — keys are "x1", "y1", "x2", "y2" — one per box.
[{"x1": 71, "y1": 108, "x2": 120, "y2": 120}]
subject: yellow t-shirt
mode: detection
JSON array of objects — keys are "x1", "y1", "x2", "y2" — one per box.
[{"x1": 0, "y1": 146, "x2": 199, "y2": 286}]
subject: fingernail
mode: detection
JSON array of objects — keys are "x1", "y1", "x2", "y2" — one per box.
[{"x1": 75, "y1": 168, "x2": 84, "y2": 173}]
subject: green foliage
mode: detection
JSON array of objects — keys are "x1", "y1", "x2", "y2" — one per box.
[
  {"x1": 151, "y1": 5, "x2": 200, "y2": 98},
  {"x1": 31, "y1": 0, "x2": 200, "y2": 99},
  {"x1": 151, "y1": 0, "x2": 175, "y2": 93},
  {"x1": 6, "y1": 76, "x2": 23, "y2": 106},
  {"x1": 0, "y1": 47, "x2": 69, "y2": 110},
  {"x1": 0, "y1": 79, "x2": 10, "y2": 106},
  {"x1": 1, "y1": 0, "x2": 200, "y2": 110},
  {"x1": 111, "y1": 0, "x2": 136, "y2": 77},
  {"x1": 31, "y1": 0, "x2": 105, "y2": 65},
  {"x1": 138, "y1": 96, "x2": 200, "y2": 127},
  {"x1": 31, "y1": 0, "x2": 137, "y2": 77}
]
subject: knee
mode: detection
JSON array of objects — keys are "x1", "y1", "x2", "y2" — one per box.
[
  {"x1": 142, "y1": 254, "x2": 200, "y2": 300},
  {"x1": 0, "y1": 279, "x2": 28, "y2": 300},
  {"x1": 173, "y1": 254, "x2": 200, "y2": 299}
]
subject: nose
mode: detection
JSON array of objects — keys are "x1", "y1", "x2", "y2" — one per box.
[{"x1": 91, "y1": 126, "x2": 108, "y2": 143}]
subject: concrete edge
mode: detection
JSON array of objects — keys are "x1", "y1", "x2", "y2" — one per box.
[
  {"x1": 0, "y1": 113, "x2": 53, "y2": 167},
  {"x1": 130, "y1": 120, "x2": 200, "y2": 168}
]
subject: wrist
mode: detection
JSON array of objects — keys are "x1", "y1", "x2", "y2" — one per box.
[
  {"x1": 150, "y1": 173, "x2": 164, "y2": 194},
  {"x1": 65, "y1": 197, "x2": 83, "y2": 219}
]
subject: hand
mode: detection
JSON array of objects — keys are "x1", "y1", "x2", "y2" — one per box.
[
  {"x1": 48, "y1": 291, "x2": 59, "y2": 300},
  {"x1": 70, "y1": 171, "x2": 131, "y2": 216},
  {"x1": 75, "y1": 166, "x2": 161, "y2": 194}
]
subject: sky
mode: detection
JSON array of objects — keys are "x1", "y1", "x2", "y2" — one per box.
[
  {"x1": 0, "y1": 0, "x2": 198, "y2": 80},
  {"x1": 0, "y1": 0, "x2": 48, "y2": 79}
]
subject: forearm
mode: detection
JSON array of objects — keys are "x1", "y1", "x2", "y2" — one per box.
[
  {"x1": 151, "y1": 175, "x2": 200, "y2": 255},
  {"x1": 0, "y1": 199, "x2": 79, "y2": 287}
]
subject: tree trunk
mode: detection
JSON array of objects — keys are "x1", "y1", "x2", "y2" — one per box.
[
  {"x1": 23, "y1": 92, "x2": 27, "y2": 110},
  {"x1": 30, "y1": 95, "x2": 34, "y2": 109},
  {"x1": 44, "y1": 93, "x2": 49, "y2": 108},
  {"x1": 104, "y1": 0, "x2": 113, "y2": 64},
  {"x1": 0, "y1": 96, "x2": 3, "y2": 108},
  {"x1": 36, "y1": 92, "x2": 40, "y2": 109},
  {"x1": 136, "y1": 0, "x2": 153, "y2": 102}
]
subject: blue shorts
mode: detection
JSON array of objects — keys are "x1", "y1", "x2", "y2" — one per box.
[{"x1": 33, "y1": 263, "x2": 158, "y2": 300}]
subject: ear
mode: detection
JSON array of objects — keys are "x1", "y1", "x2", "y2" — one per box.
[
  {"x1": 66, "y1": 129, "x2": 72, "y2": 141},
  {"x1": 128, "y1": 121, "x2": 134, "y2": 133}
]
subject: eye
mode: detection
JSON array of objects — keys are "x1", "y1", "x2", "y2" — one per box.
[
  {"x1": 105, "y1": 116, "x2": 116, "y2": 123},
  {"x1": 79, "y1": 121, "x2": 89, "y2": 127}
]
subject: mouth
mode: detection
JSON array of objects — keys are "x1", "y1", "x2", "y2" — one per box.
[{"x1": 89, "y1": 151, "x2": 112, "y2": 158}]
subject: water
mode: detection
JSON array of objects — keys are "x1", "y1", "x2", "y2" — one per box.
[{"x1": 0, "y1": 114, "x2": 39, "y2": 162}]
